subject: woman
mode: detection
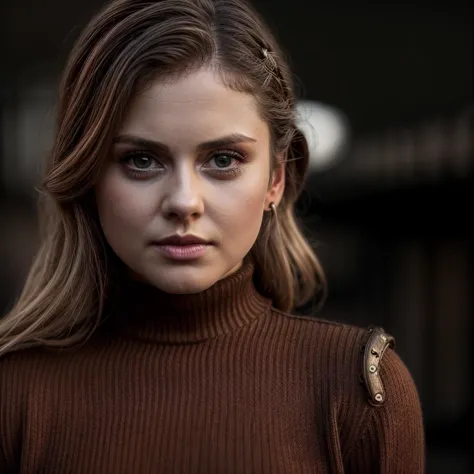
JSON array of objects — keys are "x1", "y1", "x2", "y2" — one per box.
[{"x1": 0, "y1": 0, "x2": 424, "y2": 472}]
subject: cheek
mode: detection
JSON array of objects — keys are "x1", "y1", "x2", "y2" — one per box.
[
  {"x1": 211, "y1": 171, "x2": 268, "y2": 237},
  {"x1": 95, "y1": 172, "x2": 154, "y2": 235}
]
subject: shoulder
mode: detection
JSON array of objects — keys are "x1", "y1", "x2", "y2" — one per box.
[
  {"x1": 0, "y1": 342, "x2": 103, "y2": 434},
  {"x1": 0, "y1": 347, "x2": 59, "y2": 398},
  {"x1": 267, "y1": 308, "x2": 371, "y2": 386},
  {"x1": 267, "y1": 308, "x2": 420, "y2": 408},
  {"x1": 267, "y1": 310, "x2": 424, "y2": 463},
  {"x1": 0, "y1": 339, "x2": 103, "y2": 399},
  {"x1": 0, "y1": 348, "x2": 53, "y2": 449},
  {"x1": 0, "y1": 347, "x2": 42, "y2": 382},
  {"x1": 268, "y1": 307, "x2": 370, "y2": 363}
]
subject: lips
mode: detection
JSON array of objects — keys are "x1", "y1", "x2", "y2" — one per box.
[
  {"x1": 154, "y1": 234, "x2": 211, "y2": 246},
  {"x1": 152, "y1": 234, "x2": 213, "y2": 261}
]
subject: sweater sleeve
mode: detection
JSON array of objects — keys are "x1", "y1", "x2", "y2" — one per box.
[{"x1": 344, "y1": 347, "x2": 425, "y2": 474}]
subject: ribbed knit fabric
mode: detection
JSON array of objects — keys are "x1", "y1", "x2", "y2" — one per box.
[{"x1": 0, "y1": 263, "x2": 424, "y2": 473}]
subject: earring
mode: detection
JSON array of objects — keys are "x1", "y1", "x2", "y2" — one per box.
[{"x1": 269, "y1": 202, "x2": 277, "y2": 216}]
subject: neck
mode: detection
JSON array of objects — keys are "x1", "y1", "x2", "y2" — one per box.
[{"x1": 110, "y1": 262, "x2": 271, "y2": 344}]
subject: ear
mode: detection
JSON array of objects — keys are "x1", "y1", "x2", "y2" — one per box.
[{"x1": 264, "y1": 159, "x2": 286, "y2": 209}]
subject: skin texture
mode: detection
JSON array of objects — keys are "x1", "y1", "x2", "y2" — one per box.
[{"x1": 95, "y1": 67, "x2": 285, "y2": 294}]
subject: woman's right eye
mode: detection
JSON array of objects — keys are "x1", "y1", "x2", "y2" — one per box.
[
  {"x1": 129, "y1": 154, "x2": 154, "y2": 169},
  {"x1": 119, "y1": 151, "x2": 165, "y2": 178}
]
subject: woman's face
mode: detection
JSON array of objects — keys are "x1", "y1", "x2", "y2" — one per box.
[{"x1": 95, "y1": 67, "x2": 285, "y2": 294}]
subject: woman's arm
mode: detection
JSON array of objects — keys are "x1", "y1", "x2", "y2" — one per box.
[{"x1": 344, "y1": 348, "x2": 425, "y2": 473}]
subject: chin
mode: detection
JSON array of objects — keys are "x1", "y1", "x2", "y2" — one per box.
[{"x1": 144, "y1": 265, "x2": 220, "y2": 295}]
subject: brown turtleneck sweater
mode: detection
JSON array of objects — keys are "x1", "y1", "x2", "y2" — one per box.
[{"x1": 0, "y1": 264, "x2": 424, "y2": 473}]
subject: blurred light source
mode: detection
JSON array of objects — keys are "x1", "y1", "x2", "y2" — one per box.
[{"x1": 296, "y1": 100, "x2": 350, "y2": 172}]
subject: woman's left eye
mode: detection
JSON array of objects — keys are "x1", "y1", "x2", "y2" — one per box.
[{"x1": 205, "y1": 150, "x2": 244, "y2": 169}]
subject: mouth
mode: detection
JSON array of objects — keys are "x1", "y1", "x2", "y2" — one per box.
[
  {"x1": 154, "y1": 234, "x2": 212, "y2": 246},
  {"x1": 151, "y1": 234, "x2": 214, "y2": 261}
]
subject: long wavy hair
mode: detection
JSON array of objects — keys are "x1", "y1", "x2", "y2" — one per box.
[{"x1": 0, "y1": 0, "x2": 326, "y2": 356}]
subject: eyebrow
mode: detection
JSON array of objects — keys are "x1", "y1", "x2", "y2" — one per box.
[{"x1": 112, "y1": 133, "x2": 257, "y2": 152}]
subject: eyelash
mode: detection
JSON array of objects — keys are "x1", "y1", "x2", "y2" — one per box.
[{"x1": 119, "y1": 149, "x2": 248, "y2": 179}]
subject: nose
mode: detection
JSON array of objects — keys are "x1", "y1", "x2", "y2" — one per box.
[{"x1": 161, "y1": 163, "x2": 204, "y2": 222}]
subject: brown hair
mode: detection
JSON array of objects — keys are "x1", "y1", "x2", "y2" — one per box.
[{"x1": 0, "y1": 0, "x2": 326, "y2": 356}]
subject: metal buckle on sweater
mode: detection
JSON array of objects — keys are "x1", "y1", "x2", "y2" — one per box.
[{"x1": 360, "y1": 326, "x2": 395, "y2": 406}]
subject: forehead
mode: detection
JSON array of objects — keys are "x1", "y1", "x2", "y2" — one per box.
[{"x1": 118, "y1": 68, "x2": 269, "y2": 145}]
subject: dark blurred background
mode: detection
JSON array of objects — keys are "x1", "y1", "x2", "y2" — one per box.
[{"x1": 0, "y1": 0, "x2": 472, "y2": 472}]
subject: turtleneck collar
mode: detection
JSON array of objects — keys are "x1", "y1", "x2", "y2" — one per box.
[{"x1": 111, "y1": 262, "x2": 272, "y2": 344}]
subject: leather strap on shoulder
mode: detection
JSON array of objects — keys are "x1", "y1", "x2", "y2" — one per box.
[{"x1": 361, "y1": 326, "x2": 395, "y2": 406}]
